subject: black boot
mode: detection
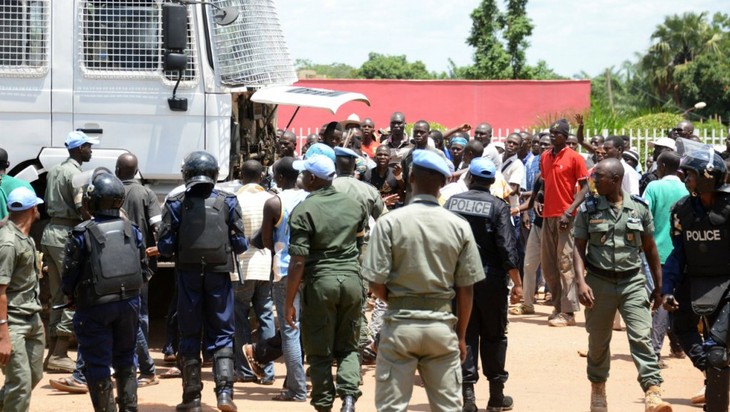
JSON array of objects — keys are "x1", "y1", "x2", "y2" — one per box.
[
  {"x1": 114, "y1": 366, "x2": 138, "y2": 412},
  {"x1": 176, "y1": 358, "x2": 203, "y2": 412},
  {"x1": 89, "y1": 378, "x2": 116, "y2": 412},
  {"x1": 213, "y1": 348, "x2": 237, "y2": 412},
  {"x1": 486, "y1": 382, "x2": 513, "y2": 412},
  {"x1": 462, "y1": 383, "x2": 477, "y2": 412},
  {"x1": 340, "y1": 395, "x2": 355, "y2": 412}
]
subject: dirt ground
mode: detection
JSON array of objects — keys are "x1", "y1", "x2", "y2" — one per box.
[{"x1": 28, "y1": 300, "x2": 705, "y2": 412}]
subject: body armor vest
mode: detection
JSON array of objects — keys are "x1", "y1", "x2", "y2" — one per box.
[
  {"x1": 177, "y1": 194, "x2": 233, "y2": 272},
  {"x1": 676, "y1": 195, "x2": 730, "y2": 277},
  {"x1": 445, "y1": 189, "x2": 501, "y2": 270},
  {"x1": 75, "y1": 219, "x2": 142, "y2": 308}
]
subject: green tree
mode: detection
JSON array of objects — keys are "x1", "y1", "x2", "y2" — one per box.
[
  {"x1": 294, "y1": 59, "x2": 357, "y2": 79},
  {"x1": 502, "y1": 0, "x2": 534, "y2": 79},
  {"x1": 356, "y1": 52, "x2": 433, "y2": 79},
  {"x1": 466, "y1": 0, "x2": 510, "y2": 79},
  {"x1": 674, "y1": 53, "x2": 730, "y2": 122}
]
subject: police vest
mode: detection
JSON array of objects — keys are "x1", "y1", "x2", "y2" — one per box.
[
  {"x1": 75, "y1": 219, "x2": 143, "y2": 308},
  {"x1": 676, "y1": 195, "x2": 730, "y2": 277},
  {"x1": 177, "y1": 194, "x2": 233, "y2": 272},
  {"x1": 445, "y1": 189, "x2": 502, "y2": 269}
]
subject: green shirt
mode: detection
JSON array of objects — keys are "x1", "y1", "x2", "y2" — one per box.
[
  {"x1": 362, "y1": 195, "x2": 485, "y2": 302},
  {"x1": 41, "y1": 158, "x2": 84, "y2": 247},
  {"x1": 332, "y1": 175, "x2": 386, "y2": 231},
  {"x1": 643, "y1": 176, "x2": 688, "y2": 264},
  {"x1": 0, "y1": 175, "x2": 34, "y2": 220},
  {"x1": 0, "y1": 221, "x2": 42, "y2": 318},
  {"x1": 288, "y1": 185, "x2": 368, "y2": 277},
  {"x1": 573, "y1": 192, "x2": 654, "y2": 273}
]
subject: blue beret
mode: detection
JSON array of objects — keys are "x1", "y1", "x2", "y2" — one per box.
[
  {"x1": 412, "y1": 149, "x2": 451, "y2": 178},
  {"x1": 305, "y1": 143, "x2": 336, "y2": 163},
  {"x1": 334, "y1": 146, "x2": 359, "y2": 158},
  {"x1": 469, "y1": 157, "x2": 496, "y2": 179},
  {"x1": 451, "y1": 137, "x2": 468, "y2": 147}
]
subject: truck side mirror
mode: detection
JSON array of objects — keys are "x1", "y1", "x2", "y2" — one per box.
[{"x1": 162, "y1": 3, "x2": 189, "y2": 111}]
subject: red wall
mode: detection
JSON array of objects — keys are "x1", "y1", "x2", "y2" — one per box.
[{"x1": 276, "y1": 79, "x2": 591, "y2": 137}]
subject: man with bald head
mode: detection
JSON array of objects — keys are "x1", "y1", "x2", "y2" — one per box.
[
  {"x1": 115, "y1": 152, "x2": 162, "y2": 386},
  {"x1": 277, "y1": 131, "x2": 297, "y2": 159},
  {"x1": 399, "y1": 120, "x2": 450, "y2": 202},
  {"x1": 474, "y1": 123, "x2": 503, "y2": 169},
  {"x1": 360, "y1": 118, "x2": 377, "y2": 158},
  {"x1": 384, "y1": 112, "x2": 411, "y2": 163},
  {"x1": 573, "y1": 157, "x2": 670, "y2": 412}
]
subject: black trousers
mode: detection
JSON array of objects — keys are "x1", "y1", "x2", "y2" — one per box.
[
  {"x1": 672, "y1": 279, "x2": 706, "y2": 371},
  {"x1": 462, "y1": 273, "x2": 509, "y2": 384}
]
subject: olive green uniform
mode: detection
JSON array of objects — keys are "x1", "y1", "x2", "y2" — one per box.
[
  {"x1": 288, "y1": 185, "x2": 368, "y2": 411},
  {"x1": 0, "y1": 221, "x2": 45, "y2": 412},
  {"x1": 573, "y1": 192, "x2": 664, "y2": 390},
  {"x1": 41, "y1": 158, "x2": 84, "y2": 338},
  {"x1": 362, "y1": 195, "x2": 484, "y2": 412}
]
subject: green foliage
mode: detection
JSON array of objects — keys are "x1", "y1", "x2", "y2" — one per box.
[
  {"x1": 294, "y1": 59, "x2": 357, "y2": 79},
  {"x1": 502, "y1": 0, "x2": 534, "y2": 79},
  {"x1": 674, "y1": 53, "x2": 730, "y2": 123},
  {"x1": 466, "y1": 0, "x2": 511, "y2": 79},
  {"x1": 624, "y1": 113, "x2": 684, "y2": 130},
  {"x1": 523, "y1": 60, "x2": 565, "y2": 80},
  {"x1": 356, "y1": 53, "x2": 433, "y2": 80},
  {"x1": 404, "y1": 122, "x2": 446, "y2": 136}
]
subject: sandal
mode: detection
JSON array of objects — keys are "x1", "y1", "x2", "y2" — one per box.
[
  {"x1": 160, "y1": 367, "x2": 181, "y2": 379},
  {"x1": 509, "y1": 304, "x2": 535, "y2": 315},
  {"x1": 49, "y1": 376, "x2": 89, "y2": 394},
  {"x1": 138, "y1": 374, "x2": 160, "y2": 387}
]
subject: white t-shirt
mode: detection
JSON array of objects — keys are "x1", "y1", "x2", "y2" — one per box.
[
  {"x1": 482, "y1": 143, "x2": 503, "y2": 170},
  {"x1": 501, "y1": 154, "x2": 525, "y2": 208},
  {"x1": 621, "y1": 159, "x2": 640, "y2": 196}
]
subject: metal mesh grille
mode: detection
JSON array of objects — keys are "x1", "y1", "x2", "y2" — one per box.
[
  {"x1": 80, "y1": 1, "x2": 197, "y2": 83},
  {"x1": 210, "y1": 0, "x2": 296, "y2": 87},
  {"x1": 0, "y1": 0, "x2": 48, "y2": 76}
]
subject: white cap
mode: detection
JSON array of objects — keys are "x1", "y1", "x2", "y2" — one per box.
[{"x1": 649, "y1": 137, "x2": 676, "y2": 151}]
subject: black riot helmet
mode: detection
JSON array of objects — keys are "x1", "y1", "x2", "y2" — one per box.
[
  {"x1": 85, "y1": 171, "x2": 125, "y2": 215},
  {"x1": 680, "y1": 149, "x2": 727, "y2": 193},
  {"x1": 181, "y1": 151, "x2": 219, "y2": 191}
]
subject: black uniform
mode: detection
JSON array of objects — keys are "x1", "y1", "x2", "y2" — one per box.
[{"x1": 445, "y1": 187, "x2": 519, "y2": 403}]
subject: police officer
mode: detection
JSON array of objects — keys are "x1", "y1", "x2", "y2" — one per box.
[
  {"x1": 573, "y1": 158, "x2": 671, "y2": 412},
  {"x1": 663, "y1": 145, "x2": 730, "y2": 412},
  {"x1": 445, "y1": 158, "x2": 523, "y2": 412},
  {"x1": 158, "y1": 151, "x2": 247, "y2": 412},
  {"x1": 61, "y1": 171, "x2": 149, "y2": 411}
]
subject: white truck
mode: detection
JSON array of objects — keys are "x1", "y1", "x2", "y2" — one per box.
[{"x1": 0, "y1": 0, "x2": 297, "y2": 195}]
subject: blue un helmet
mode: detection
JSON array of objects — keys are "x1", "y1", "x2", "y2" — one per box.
[{"x1": 677, "y1": 138, "x2": 727, "y2": 193}]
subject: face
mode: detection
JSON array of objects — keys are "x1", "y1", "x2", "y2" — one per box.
[
  {"x1": 79, "y1": 143, "x2": 93, "y2": 162},
  {"x1": 652, "y1": 146, "x2": 669, "y2": 161},
  {"x1": 390, "y1": 114, "x2": 405, "y2": 136},
  {"x1": 531, "y1": 137, "x2": 540, "y2": 154},
  {"x1": 474, "y1": 125, "x2": 492, "y2": 145},
  {"x1": 590, "y1": 137, "x2": 604, "y2": 149},
  {"x1": 550, "y1": 132, "x2": 566, "y2": 147},
  {"x1": 590, "y1": 165, "x2": 617, "y2": 196},
  {"x1": 324, "y1": 130, "x2": 342, "y2": 148},
  {"x1": 603, "y1": 141, "x2": 621, "y2": 159},
  {"x1": 277, "y1": 136, "x2": 296, "y2": 157},
  {"x1": 623, "y1": 154, "x2": 638, "y2": 169},
  {"x1": 566, "y1": 136, "x2": 579, "y2": 151},
  {"x1": 362, "y1": 119, "x2": 374, "y2": 137},
  {"x1": 347, "y1": 129, "x2": 363, "y2": 149},
  {"x1": 430, "y1": 131, "x2": 444, "y2": 148},
  {"x1": 450, "y1": 144, "x2": 464, "y2": 160},
  {"x1": 593, "y1": 147, "x2": 606, "y2": 162},
  {"x1": 300, "y1": 170, "x2": 315, "y2": 192},
  {"x1": 681, "y1": 168, "x2": 698, "y2": 193},
  {"x1": 725, "y1": 133, "x2": 730, "y2": 151},
  {"x1": 505, "y1": 134, "x2": 521, "y2": 156},
  {"x1": 375, "y1": 147, "x2": 391, "y2": 166},
  {"x1": 412, "y1": 123, "x2": 429, "y2": 146},
  {"x1": 539, "y1": 136, "x2": 551, "y2": 152}
]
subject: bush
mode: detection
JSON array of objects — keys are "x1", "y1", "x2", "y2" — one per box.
[{"x1": 624, "y1": 113, "x2": 683, "y2": 130}]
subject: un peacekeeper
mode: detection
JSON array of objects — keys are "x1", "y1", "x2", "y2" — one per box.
[
  {"x1": 284, "y1": 154, "x2": 368, "y2": 412},
  {"x1": 362, "y1": 150, "x2": 484, "y2": 412},
  {"x1": 0, "y1": 187, "x2": 45, "y2": 412},
  {"x1": 573, "y1": 158, "x2": 672, "y2": 412},
  {"x1": 0, "y1": 148, "x2": 34, "y2": 223},
  {"x1": 42, "y1": 131, "x2": 98, "y2": 374},
  {"x1": 445, "y1": 158, "x2": 523, "y2": 412},
  {"x1": 663, "y1": 147, "x2": 730, "y2": 412},
  {"x1": 158, "y1": 151, "x2": 247, "y2": 412},
  {"x1": 61, "y1": 172, "x2": 150, "y2": 411}
]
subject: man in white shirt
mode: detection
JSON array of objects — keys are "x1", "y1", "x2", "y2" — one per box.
[{"x1": 603, "y1": 136, "x2": 639, "y2": 196}]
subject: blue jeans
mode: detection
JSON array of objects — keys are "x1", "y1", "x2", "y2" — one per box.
[
  {"x1": 272, "y1": 280, "x2": 307, "y2": 400},
  {"x1": 234, "y1": 280, "x2": 275, "y2": 381},
  {"x1": 135, "y1": 284, "x2": 155, "y2": 376}
]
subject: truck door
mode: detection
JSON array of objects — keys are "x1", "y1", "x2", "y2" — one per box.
[{"x1": 0, "y1": 0, "x2": 52, "y2": 174}]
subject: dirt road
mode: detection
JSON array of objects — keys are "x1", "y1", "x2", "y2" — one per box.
[{"x1": 29, "y1": 302, "x2": 704, "y2": 411}]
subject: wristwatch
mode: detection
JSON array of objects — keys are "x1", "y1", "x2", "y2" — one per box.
[{"x1": 0, "y1": 319, "x2": 7, "y2": 325}]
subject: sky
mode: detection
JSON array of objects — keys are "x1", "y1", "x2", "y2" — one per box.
[{"x1": 275, "y1": 0, "x2": 729, "y2": 78}]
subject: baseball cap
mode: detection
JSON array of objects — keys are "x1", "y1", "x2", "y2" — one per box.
[
  {"x1": 412, "y1": 149, "x2": 451, "y2": 178},
  {"x1": 334, "y1": 146, "x2": 359, "y2": 158},
  {"x1": 7, "y1": 186, "x2": 43, "y2": 211},
  {"x1": 649, "y1": 137, "x2": 676, "y2": 151},
  {"x1": 305, "y1": 143, "x2": 336, "y2": 163},
  {"x1": 623, "y1": 149, "x2": 640, "y2": 163},
  {"x1": 292, "y1": 155, "x2": 336, "y2": 181},
  {"x1": 65, "y1": 131, "x2": 100, "y2": 150},
  {"x1": 469, "y1": 157, "x2": 497, "y2": 179}
]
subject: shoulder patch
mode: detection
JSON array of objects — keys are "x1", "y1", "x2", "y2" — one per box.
[{"x1": 630, "y1": 194, "x2": 648, "y2": 207}]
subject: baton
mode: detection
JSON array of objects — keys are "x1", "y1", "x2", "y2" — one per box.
[
  {"x1": 52, "y1": 303, "x2": 72, "y2": 311},
  {"x1": 233, "y1": 252, "x2": 245, "y2": 286}
]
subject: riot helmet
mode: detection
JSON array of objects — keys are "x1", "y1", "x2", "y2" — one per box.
[
  {"x1": 181, "y1": 151, "x2": 219, "y2": 190},
  {"x1": 679, "y1": 147, "x2": 727, "y2": 193},
  {"x1": 84, "y1": 171, "x2": 125, "y2": 215}
]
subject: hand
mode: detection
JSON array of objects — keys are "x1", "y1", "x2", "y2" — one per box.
[
  {"x1": 393, "y1": 163, "x2": 402, "y2": 178},
  {"x1": 145, "y1": 246, "x2": 159, "y2": 257},
  {"x1": 650, "y1": 288, "x2": 664, "y2": 311},
  {"x1": 458, "y1": 338, "x2": 467, "y2": 363},
  {"x1": 0, "y1": 332, "x2": 10, "y2": 367},
  {"x1": 522, "y1": 216, "x2": 532, "y2": 231},
  {"x1": 510, "y1": 207, "x2": 520, "y2": 217},
  {"x1": 559, "y1": 213, "x2": 572, "y2": 232},
  {"x1": 663, "y1": 294, "x2": 679, "y2": 312},
  {"x1": 285, "y1": 304, "x2": 298, "y2": 329},
  {"x1": 577, "y1": 281, "x2": 594, "y2": 308},
  {"x1": 383, "y1": 194, "x2": 399, "y2": 207},
  {"x1": 510, "y1": 285, "x2": 523, "y2": 305},
  {"x1": 459, "y1": 123, "x2": 472, "y2": 132},
  {"x1": 574, "y1": 113, "x2": 584, "y2": 126},
  {"x1": 534, "y1": 202, "x2": 544, "y2": 217}
]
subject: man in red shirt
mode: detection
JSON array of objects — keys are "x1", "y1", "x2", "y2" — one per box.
[{"x1": 539, "y1": 119, "x2": 588, "y2": 327}]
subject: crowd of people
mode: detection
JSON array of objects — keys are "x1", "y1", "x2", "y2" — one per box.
[{"x1": 0, "y1": 111, "x2": 729, "y2": 412}]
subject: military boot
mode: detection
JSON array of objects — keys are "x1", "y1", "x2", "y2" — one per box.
[
  {"x1": 644, "y1": 385, "x2": 672, "y2": 412},
  {"x1": 176, "y1": 358, "x2": 203, "y2": 412},
  {"x1": 462, "y1": 383, "x2": 478, "y2": 412},
  {"x1": 213, "y1": 348, "x2": 237, "y2": 412},
  {"x1": 486, "y1": 382, "x2": 514, "y2": 412},
  {"x1": 46, "y1": 336, "x2": 76, "y2": 373},
  {"x1": 590, "y1": 382, "x2": 607, "y2": 412},
  {"x1": 89, "y1": 378, "x2": 116, "y2": 412},
  {"x1": 340, "y1": 395, "x2": 355, "y2": 412},
  {"x1": 114, "y1": 366, "x2": 138, "y2": 412}
]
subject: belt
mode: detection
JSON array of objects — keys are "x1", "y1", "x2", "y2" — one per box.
[
  {"x1": 388, "y1": 297, "x2": 452, "y2": 313},
  {"x1": 586, "y1": 262, "x2": 639, "y2": 279},
  {"x1": 50, "y1": 217, "x2": 82, "y2": 227}
]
